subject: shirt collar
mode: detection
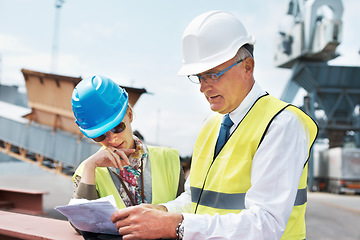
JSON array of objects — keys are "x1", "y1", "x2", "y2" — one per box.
[{"x1": 228, "y1": 81, "x2": 267, "y2": 126}]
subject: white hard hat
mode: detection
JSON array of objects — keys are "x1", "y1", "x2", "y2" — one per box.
[{"x1": 178, "y1": 10, "x2": 256, "y2": 76}]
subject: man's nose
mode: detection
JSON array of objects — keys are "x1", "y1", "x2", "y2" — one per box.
[{"x1": 200, "y1": 79, "x2": 211, "y2": 93}]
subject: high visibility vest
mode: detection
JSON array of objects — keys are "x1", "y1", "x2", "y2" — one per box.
[
  {"x1": 190, "y1": 94, "x2": 318, "y2": 239},
  {"x1": 73, "y1": 146, "x2": 181, "y2": 209}
]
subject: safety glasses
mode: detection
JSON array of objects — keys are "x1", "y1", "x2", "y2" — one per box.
[
  {"x1": 187, "y1": 59, "x2": 243, "y2": 84},
  {"x1": 92, "y1": 122, "x2": 126, "y2": 142}
]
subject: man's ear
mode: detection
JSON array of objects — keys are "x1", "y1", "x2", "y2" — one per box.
[{"x1": 243, "y1": 57, "x2": 254, "y2": 77}]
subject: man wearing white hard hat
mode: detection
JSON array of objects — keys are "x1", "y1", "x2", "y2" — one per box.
[{"x1": 111, "y1": 10, "x2": 318, "y2": 240}]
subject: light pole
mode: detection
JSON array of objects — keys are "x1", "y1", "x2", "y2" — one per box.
[{"x1": 51, "y1": 0, "x2": 65, "y2": 73}]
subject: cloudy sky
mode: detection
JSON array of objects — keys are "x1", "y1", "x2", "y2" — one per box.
[{"x1": 0, "y1": 0, "x2": 359, "y2": 156}]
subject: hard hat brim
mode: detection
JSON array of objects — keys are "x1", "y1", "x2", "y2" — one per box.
[{"x1": 178, "y1": 36, "x2": 255, "y2": 76}]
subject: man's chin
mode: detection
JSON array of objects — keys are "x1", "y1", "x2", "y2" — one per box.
[{"x1": 209, "y1": 105, "x2": 223, "y2": 114}]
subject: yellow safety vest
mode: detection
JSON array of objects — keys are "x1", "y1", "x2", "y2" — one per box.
[
  {"x1": 73, "y1": 146, "x2": 180, "y2": 209},
  {"x1": 190, "y1": 94, "x2": 318, "y2": 239}
]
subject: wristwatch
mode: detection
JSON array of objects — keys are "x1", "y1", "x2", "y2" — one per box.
[{"x1": 176, "y1": 217, "x2": 184, "y2": 240}]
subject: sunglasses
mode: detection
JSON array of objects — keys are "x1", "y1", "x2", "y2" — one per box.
[{"x1": 92, "y1": 122, "x2": 126, "y2": 142}]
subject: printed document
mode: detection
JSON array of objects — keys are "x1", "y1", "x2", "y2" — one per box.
[{"x1": 55, "y1": 195, "x2": 119, "y2": 235}]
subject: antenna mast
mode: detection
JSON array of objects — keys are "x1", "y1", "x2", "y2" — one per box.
[{"x1": 51, "y1": 0, "x2": 65, "y2": 73}]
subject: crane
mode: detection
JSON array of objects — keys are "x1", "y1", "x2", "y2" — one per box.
[
  {"x1": 274, "y1": 0, "x2": 360, "y2": 193},
  {"x1": 274, "y1": 0, "x2": 343, "y2": 69}
]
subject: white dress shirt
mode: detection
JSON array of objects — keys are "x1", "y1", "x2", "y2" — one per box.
[{"x1": 163, "y1": 81, "x2": 310, "y2": 240}]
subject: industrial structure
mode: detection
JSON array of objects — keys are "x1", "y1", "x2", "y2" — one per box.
[
  {"x1": 2, "y1": 0, "x2": 359, "y2": 238},
  {"x1": 1, "y1": 2, "x2": 359, "y2": 231},
  {"x1": 0, "y1": 69, "x2": 147, "y2": 178},
  {"x1": 274, "y1": 0, "x2": 360, "y2": 193}
]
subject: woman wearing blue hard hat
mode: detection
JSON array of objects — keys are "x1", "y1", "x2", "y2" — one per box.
[{"x1": 71, "y1": 75, "x2": 185, "y2": 211}]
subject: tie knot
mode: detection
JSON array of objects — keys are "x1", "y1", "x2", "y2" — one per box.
[{"x1": 222, "y1": 114, "x2": 233, "y2": 128}]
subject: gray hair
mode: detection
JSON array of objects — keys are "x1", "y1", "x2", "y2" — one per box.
[{"x1": 235, "y1": 45, "x2": 253, "y2": 62}]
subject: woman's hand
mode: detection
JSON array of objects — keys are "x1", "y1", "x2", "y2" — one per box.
[
  {"x1": 80, "y1": 147, "x2": 135, "y2": 185},
  {"x1": 90, "y1": 147, "x2": 134, "y2": 168}
]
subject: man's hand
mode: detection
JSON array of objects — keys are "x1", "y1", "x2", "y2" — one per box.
[
  {"x1": 111, "y1": 204, "x2": 182, "y2": 240},
  {"x1": 140, "y1": 204, "x2": 168, "y2": 212}
]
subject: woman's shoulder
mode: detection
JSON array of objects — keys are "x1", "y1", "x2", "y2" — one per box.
[
  {"x1": 147, "y1": 145, "x2": 178, "y2": 153},
  {"x1": 146, "y1": 145, "x2": 180, "y2": 161}
]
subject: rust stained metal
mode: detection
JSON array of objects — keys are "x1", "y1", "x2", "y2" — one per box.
[
  {"x1": 0, "y1": 187, "x2": 47, "y2": 215},
  {"x1": 21, "y1": 69, "x2": 82, "y2": 135}
]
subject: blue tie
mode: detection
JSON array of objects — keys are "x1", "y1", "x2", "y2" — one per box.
[{"x1": 215, "y1": 114, "x2": 233, "y2": 157}]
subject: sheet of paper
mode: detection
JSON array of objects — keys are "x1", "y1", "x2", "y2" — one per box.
[{"x1": 55, "y1": 195, "x2": 119, "y2": 235}]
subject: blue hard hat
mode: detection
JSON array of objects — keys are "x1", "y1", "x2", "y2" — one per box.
[{"x1": 71, "y1": 75, "x2": 128, "y2": 138}]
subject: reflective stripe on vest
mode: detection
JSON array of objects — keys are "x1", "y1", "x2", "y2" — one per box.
[{"x1": 191, "y1": 186, "x2": 308, "y2": 210}]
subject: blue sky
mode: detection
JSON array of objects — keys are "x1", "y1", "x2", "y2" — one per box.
[{"x1": 0, "y1": 0, "x2": 359, "y2": 156}]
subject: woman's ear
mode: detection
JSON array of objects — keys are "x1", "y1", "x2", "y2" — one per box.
[{"x1": 127, "y1": 105, "x2": 134, "y2": 123}]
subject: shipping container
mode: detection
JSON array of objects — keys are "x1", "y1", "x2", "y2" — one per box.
[{"x1": 313, "y1": 147, "x2": 360, "y2": 194}]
